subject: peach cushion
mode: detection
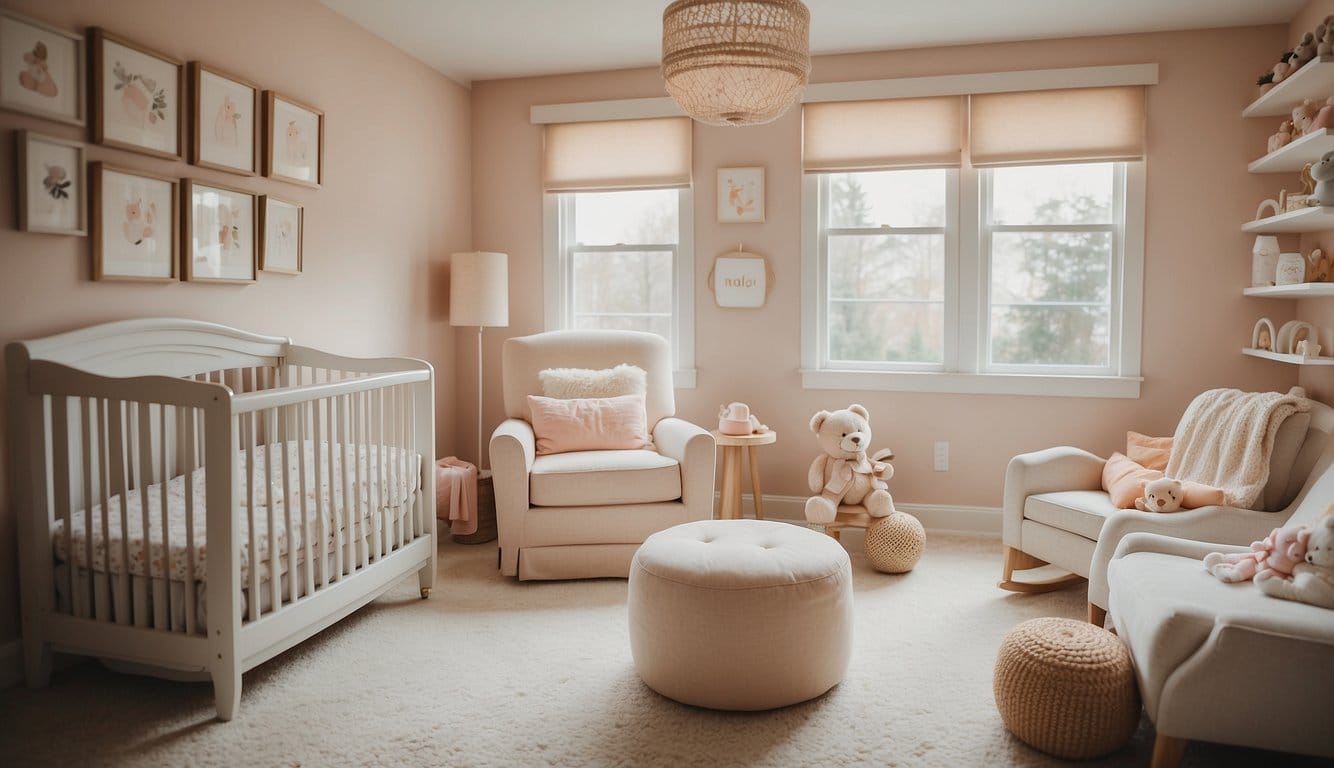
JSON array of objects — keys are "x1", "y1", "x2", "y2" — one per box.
[
  {"x1": 1102, "y1": 452, "x2": 1162, "y2": 509},
  {"x1": 1181, "y1": 481, "x2": 1226, "y2": 509},
  {"x1": 528, "y1": 393, "x2": 649, "y2": 456},
  {"x1": 1126, "y1": 431, "x2": 1172, "y2": 472}
]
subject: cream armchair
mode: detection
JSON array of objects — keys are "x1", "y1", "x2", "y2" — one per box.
[
  {"x1": 1000, "y1": 400, "x2": 1334, "y2": 625},
  {"x1": 1107, "y1": 529, "x2": 1334, "y2": 766},
  {"x1": 489, "y1": 330, "x2": 715, "y2": 580}
]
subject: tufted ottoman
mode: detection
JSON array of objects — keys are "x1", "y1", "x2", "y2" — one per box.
[{"x1": 628, "y1": 519, "x2": 853, "y2": 711}]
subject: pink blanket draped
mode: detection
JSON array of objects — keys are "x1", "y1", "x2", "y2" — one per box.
[{"x1": 435, "y1": 457, "x2": 478, "y2": 536}]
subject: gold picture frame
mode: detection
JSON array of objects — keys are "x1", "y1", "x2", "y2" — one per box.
[
  {"x1": 189, "y1": 61, "x2": 260, "y2": 176},
  {"x1": 263, "y1": 90, "x2": 324, "y2": 188},
  {"x1": 183, "y1": 178, "x2": 258, "y2": 284},
  {"x1": 91, "y1": 162, "x2": 179, "y2": 282},
  {"x1": 90, "y1": 27, "x2": 183, "y2": 160}
]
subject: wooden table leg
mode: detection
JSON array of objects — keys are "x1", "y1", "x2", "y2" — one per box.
[
  {"x1": 720, "y1": 446, "x2": 740, "y2": 519},
  {"x1": 747, "y1": 445, "x2": 764, "y2": 520}
]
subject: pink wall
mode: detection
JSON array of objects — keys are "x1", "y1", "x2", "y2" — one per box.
[
  {"x1": 469, "y1": 25, "x2": 1302, "y2": 513},
  {"x1": 1293, "y1": 0, "x2": 1334, "y2": 403},
  {"x1": 0, "y1": 0, "x2": 470, "y2": 645}
]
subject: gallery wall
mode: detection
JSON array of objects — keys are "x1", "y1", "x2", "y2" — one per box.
[
  {"x1": 469, "y1": 25, "x2": 1300, "y2": 518},
  {"x1": 0, "y1": 0, "x2": 470, "y2": 651}
]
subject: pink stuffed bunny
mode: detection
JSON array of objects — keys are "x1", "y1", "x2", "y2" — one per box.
[{"x1": 1204, "y1": 525, "x2": 1311, "y2": 583}]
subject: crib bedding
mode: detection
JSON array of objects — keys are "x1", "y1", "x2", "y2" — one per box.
[{"x1": 52, "y1": 441, "x2": 421, "y2": 585}]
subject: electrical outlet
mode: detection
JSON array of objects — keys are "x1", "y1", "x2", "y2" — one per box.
[{"x1": 933, "y1": 441, "x2": 949, "y2": 471}]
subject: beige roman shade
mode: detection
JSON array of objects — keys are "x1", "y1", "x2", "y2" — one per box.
[
  {"x1": 542, "y1": 117, "x2": 692, "y2": 192},
  {"x1": 969, "y1": 86, "x2": 1146, "y2": 167},
  {"x1": 802, "y1": 96, "x2": 964, "y2": 172}
]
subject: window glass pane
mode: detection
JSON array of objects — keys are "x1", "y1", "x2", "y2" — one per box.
[
  {"x1": 990, "y1": 163, "x2": 1112, "y2": 225},
  {"x1": 572, "y1": 249, "x2": 673, "y2": 340},
  {"x1": 829, "y1": 234, "x2": 944, "y2": 301},
  {"x1": 990, "y1": 232, "x2": 1111, "y2": 305},
  {"x1": 573, "y1": 189, "x2": 678, "y2": 245},
  {"x1": 827, "y1": 170, "x2": 946, "y2": 229},
  {"x1": 829, "y1": 302, "x2": 944, "y2": 364},
  {"x1": 990, "y1": 306, "x2": 1109, "y2": 366}
]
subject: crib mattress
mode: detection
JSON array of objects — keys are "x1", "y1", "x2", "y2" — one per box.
[{"x1": 52, "y1": 441, "x2": 421, "y2": 584}]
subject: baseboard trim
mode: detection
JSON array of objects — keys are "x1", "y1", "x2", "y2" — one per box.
[
  {"x1": 715, "y1": 493, "x2": 1000, "y2": 535},
  {"x1": 0, "y1": 639, "x2": 22, "y2": 689}
]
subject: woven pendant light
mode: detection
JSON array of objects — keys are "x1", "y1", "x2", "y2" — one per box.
[{"x1": 662, "y1": 0, "x2": 811, "y2": 127}]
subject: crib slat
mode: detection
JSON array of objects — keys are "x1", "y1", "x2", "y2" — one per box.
[
  {"x1": 135, "y1": 403, "x2": 155, "y2": 629},
  {"x1": 340, "y1": 394, "x2": 354, "y2": 574},
  {"x1": 327, "y1": 396, "x2": 342, "y2": 582},
  {"x1": 108, "y1": 401, "x2": 132, "y2": 625},
  {"x1": 157, "y1": 405, "x2": 171, "y2": 632},
  {"x1": 245, "y1": 412, "x2": 259, "y2": 622},
  {"x1": 268, "y1": 408, "x2": 281, "y2": 613},
  {"x1": 282, "y1": 405, "x2": 297, "y2": 606},
  {"x1": 181, "y1": 407, "x2": 198, "y2": 636},
  {"x1": 298, "y1": 403, "x2": 314, "y2": 599},
  {"x1": 51, "y1": 398, "x2": 72, "y2": 616},
  {"x1": 373, "y1": 387, "x2": 384, "y2": 562},
  {"x1": 313, "y1": 397, "x2": 328, "y2": 589}
]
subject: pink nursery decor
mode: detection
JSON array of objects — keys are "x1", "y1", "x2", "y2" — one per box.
[{"x1": 90, "y1": 27, "x2": 182, "y2": 160}]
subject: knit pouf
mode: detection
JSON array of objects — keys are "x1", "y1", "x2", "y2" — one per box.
[
  {"x1": 864, "y1": 512, "x2": 925, "y2": 573},
  {"x1": 993, "y1": 617, "x2": 1140, "y2": 760}
]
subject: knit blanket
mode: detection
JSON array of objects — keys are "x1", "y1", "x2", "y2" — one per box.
[{"x1": 1166, "y1": 387, "x2": 1310, "y2": 509}]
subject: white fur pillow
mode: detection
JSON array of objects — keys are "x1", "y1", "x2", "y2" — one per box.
[{"x1": 539, "y1": 364, "x2": 647, "y2": 399}]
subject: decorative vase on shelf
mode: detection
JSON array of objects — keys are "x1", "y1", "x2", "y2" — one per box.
[
  {"x1": 1276, "y1": 252, "x2": 1307, "y2": 286},
  {"x1": 1252, "y1": 236, "x2": 1281, "y2": 287}
]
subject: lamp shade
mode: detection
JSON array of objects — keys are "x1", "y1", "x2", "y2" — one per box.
[{"x1": 449, "y1": 251, "x2": 509, "y2": 327}]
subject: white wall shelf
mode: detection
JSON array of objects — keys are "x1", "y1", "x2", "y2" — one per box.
[
  {"x1": 1244, "y1": 56, "x2": 1334, "y2": 118},
  {"x1": 1243, "y1": 348, "x2": 1334, "y2": 365},
  {"x1": 1248, "y1": 128, "x2": 1334, "y2": 172},
  {"x1": 1243, "y1": 205, "x2": 1334, "y2": 233},
  {"x1": 1243, "y1": 282, "x2": 1334, "y2": 297}
]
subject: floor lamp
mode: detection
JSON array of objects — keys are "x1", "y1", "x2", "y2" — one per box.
[{"x1": 449, "y1": 251, "x2": 509, "y2": 478}]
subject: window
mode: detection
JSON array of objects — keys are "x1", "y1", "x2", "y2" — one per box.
[
  {"x1": 540, "y1": 117, "x2": 695, "y2": 385},
  {"x1": 801, "y1": 82, "x2": 1146, "y2": 398}
]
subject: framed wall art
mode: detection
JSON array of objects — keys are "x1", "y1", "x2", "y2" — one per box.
[
  {"x1": 190, "y1": 61, "x2": 259, "y2": 175},
  {"x1": 259, "y1": 194, "x2": 302, "y2": 274},
  {"x1": 183, "y1": 179, "x2": 257, "y2": 283},
  {"x1": 0, "y1": 9, "x2": 85, "y2": 125},
  {"x1": 264, "y1": 91, "x2": 323, "y2": 187},
  {"x1": 17, "y1": 131, "x2": 86, "y2": 235},
  {"x1": 708, "y1": 246, "x2": 774, "y2": 308},
  {"x1": 90, "y1": 27, "x2": 183, "y2": 160},
  {"x1": 717, "y1": 166, "x2": 764, "y2": 223},
  {"x1": 91, "y1": 162, "x2": 178, "y2": 281}
]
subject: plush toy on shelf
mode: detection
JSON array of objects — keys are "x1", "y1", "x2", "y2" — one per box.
[
  {"x1": 1271, "y1": 51, "x2": 1295, "y2": 84},
  {"x1": 803, "y1": 404, "x2": 896, "y2": 525},
  {"x1": 1310, "y1": 98, "x2": 1334, "y2": 133},
  {"x1": 1205, "y1": 523, "x2": 1310, "y2": 583},
  {"x1": 1307, "y1": 248, "x2": 1332, "y2": 282},
  {"x1": 1256, "y1": 514, "x2": 1334, "y2": 611},
  {"x1": 1135, "y1": 477, "x2": 1184, "y2": 513},
  {"x1": 1311, "y1": 151, "x2": 1334, "y2": 207},
  {"x1": 1294, "y1": 32, "x2": 1318, "y2": 69},
  {"x1": 1292, "y1": 99, "x2": 1320, "y2": 137},
  {"x1": 1267, "y1": 119, "x2": 1294, "y2": 153}
]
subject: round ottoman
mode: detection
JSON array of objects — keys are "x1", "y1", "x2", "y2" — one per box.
[
  {"x1": 628, "y1": 519, "x2": 852, "y2": 711},
  {"x1": 864, "y1": 512, "x2": 925, "y2": 573},
  {"x1": 993, "y1": 617, "x2": 1141, "y2": 759}
]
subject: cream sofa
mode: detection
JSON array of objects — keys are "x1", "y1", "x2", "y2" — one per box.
[
  {"x1": 1107, "y1": 526, "x2": 1334, "y2": 765},
  {"x1": 1001, "y1": 399, "x2": 1334, "y2": 624},
  {"x1": 489, "y1": 330, "x2": 715, "y2": 580}
]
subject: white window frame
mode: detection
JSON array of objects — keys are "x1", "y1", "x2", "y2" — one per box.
[
  {"x1": 800, "y1": 66, "x2": 1152, "y2": 399},
  {"x1": 543, "y1": 188, "x2": 696, "y2": 388}
]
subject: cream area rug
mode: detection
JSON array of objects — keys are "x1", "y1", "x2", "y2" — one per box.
[{"x1": 0, "y1": 532, "x2": 1324, "y2": 767}]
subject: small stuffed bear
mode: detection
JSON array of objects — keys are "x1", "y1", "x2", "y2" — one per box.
[
  {"x1": 804, "y1": 404, "x2": 896, "y2": 524},
  {"x1": 1204, "y1": 524, "x2": 1310, "y2": 583},
  {"x1": 1256, "y1": 514, "x2": 1334, "y2": 610},
  {"x1": 1311, "y1": 150, "x2": 1334, "y2": 206},
  {"x1": 1135, "y1": 477, "x2": 1183, "y2": 513},
  {"x1": 1294, "y1": 32, "x2": 1318, "y2": 69},
  {"x1": 1293, "y1": 99, "x2": 1320, "y2": 136}
]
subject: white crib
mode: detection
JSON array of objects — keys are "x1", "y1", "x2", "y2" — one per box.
[{"x1": 6, "y1": 318, "x2": 436, "y2": 720}]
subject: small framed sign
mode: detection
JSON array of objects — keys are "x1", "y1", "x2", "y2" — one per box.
[
  {"x1": 709, "y1": 247, "x2": 773, "y2": 308},
  {"x1": 717, "y1": 166, "x2": 763, "y2": 223}
]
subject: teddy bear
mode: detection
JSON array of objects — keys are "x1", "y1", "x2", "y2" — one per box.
[
  {"x1": 1292, "y1": 99, "x2": 1320, "y2": 137},
  {"x1": 1204, "y1": 523, "x2": 1311, "y2": 583},
  {"x1": 1293, "y1": 32, "x2": 1318, "y2": 69},
  {"x1": 1256, "y1": 514, "x2": 1334, "y2": 610},
  {"x1": 1307, "y1": 248, "x2": 1332, "y2": 282},
  {"x1": 804, "y1": 404, "x2": 896, "y2": 524},
  {"x1": 1134, "y1": 477, "x2": 1183, "y2": 513},
  {"x1": 1267, "y1": 120, "x2": 1294, "y2": 154},
  {"x1": 1311, "y1": 150, "x2": 1334, "y2": 206}
]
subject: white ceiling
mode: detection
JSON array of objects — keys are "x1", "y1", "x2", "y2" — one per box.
[{"x1": 321, "y1": 0, "x2": 1306, "y2": 86}]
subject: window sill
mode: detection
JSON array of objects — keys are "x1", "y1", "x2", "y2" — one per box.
[
  {"x1": 674, "y1": 368, "x2": 697, "y2": 389},
  {"x1": 800, "y1": 369, "x2": 1141, "y2": 399}
]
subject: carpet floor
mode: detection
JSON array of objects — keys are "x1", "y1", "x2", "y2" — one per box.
[{"x1": 0, "y1": 531, "x2": 1325, "y2": 767}]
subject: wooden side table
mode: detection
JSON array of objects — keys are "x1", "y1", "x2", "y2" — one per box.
[{"x1": 711, "y1": 430, "x2": 777, "y2": 520}]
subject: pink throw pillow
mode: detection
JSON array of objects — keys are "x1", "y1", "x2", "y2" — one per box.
[
  {"x1": 1126, "y1": 431, "x2": 1172, "y2": 472},
  {"x1": 528, "y1": 393, "x2": 649, "y2": 456},
  {"x1": 1102, "y1": 452, "x2": 1163, "y2": 509}
]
